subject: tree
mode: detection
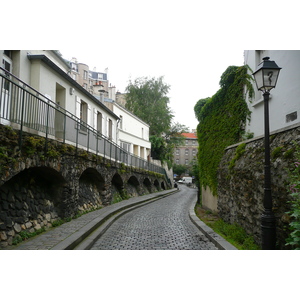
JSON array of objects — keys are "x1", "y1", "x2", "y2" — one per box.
[
  {"x1": 150, "y1": 122, "x2": 188, "y2": 166},
  {"x1": 125, "y1": 76, "x2": 173, "y2": 136}
]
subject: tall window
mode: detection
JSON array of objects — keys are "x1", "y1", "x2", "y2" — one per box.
[
  {"x1": 84, "y1": 70, "x2": 88, "y2": 80},
  {"x1": 185, "y1": 149, "x2": 189, "y2": 156},
  {"x1": 80, "y1": 100, "x2": 87, "y2": 131},
  {"x1": 119, "y1": 115, "x2": 123, "y2": 129},
  {"x1": 97, "y1": 112, "x2": 102, "y2": 134},
  {"x1": 108, "y1": 119, "x2": 113, "y2": 140}
]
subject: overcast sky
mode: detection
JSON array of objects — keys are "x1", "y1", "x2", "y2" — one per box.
[
  {"x1": 59, "y1": 47, "x2": 244, "y2": 131},
  {"x1": 8, "y1": 0, "x2": 298, "y2": 132}
]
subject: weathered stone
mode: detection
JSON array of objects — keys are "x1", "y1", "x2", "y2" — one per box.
[
  {"x1": 34, "y1": 224, "x2": 41, "y2": 230},
  {"x1": 25, "y1": 222, "x2": 32, "y2": 229},
  {"x1": 7, "y1": 230, "x2": 15, "y2": 237},
  {"x1": 0, "y1": 231, "x2": 7, "y2": 241},
  {"x1": 13, "y1": 223, "x2": 22, "y2": 233}
]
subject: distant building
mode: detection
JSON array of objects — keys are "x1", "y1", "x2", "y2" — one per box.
[
  {"x1": 244, "y1": 50, "x2": 300, "y2": 137},
  {"x1": 173, "y1": 132, "x2": 198, "y2": 166}
]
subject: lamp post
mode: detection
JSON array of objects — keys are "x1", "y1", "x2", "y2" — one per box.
[{"x1": 252, "y1": 57, "x2": 281, "y2": 250}]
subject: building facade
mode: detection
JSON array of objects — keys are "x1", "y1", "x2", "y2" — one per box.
[
  {"x1": 173, "y1": 132, "x2": 198, "y2": 166},
  {"x1": 244, "y1": 50, "x2": 300, "y2": 137},
  {"x1": 1, "y1": 50, "x2": 119, "y2": 143},
  {"x1": 67, "y1": 56, "x2": 151, "y2": 159}
]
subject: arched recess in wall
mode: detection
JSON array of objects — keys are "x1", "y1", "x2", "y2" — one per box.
[
  {"x1": 78, "y1": 168, "x2": 105, "y2": 209},
  {"x1": 143, "y1": 177, "x2": 152, "y2": 193},
  {"x1": 127, "y1": 175, "x2": 140, "y2": 197},
  {"x1": 153, "y1": 179, "x2": 160, "y2": 191},
  {"x1": 111, "y1": 173, "x2": 125, "y2": 201},
  {"x1": 0, "y1": 166, "x2": 66, "y2": 232},
  {"x1": 161, "y1": 181, "x2": 166, "y2": 190}
]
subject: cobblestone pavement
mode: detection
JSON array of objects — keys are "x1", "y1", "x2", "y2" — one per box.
[{"x1": 91, "y1": 185, "x2": 218, "y2": 250}]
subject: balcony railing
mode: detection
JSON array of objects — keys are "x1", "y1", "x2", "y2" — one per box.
[{"x1": 0, "y1": 67, "x2": 170, "y2": 181}]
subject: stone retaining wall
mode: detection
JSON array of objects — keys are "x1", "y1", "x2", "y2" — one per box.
[{"x1": 217, "y1": 123, "x2": 300, "y2": 249}]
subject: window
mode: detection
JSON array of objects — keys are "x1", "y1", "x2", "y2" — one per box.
[
  {"x1": 192, "y1": 140, "x2": 196, "y2": 145},
  {"x1": 80, "y1": 100, "x2": 87, "y2": 131},
  {"x1": 176, "y1": 159, "x2": 179, "y2": 164},
  {"x1": 121, "y1": 141, "x2": 131, "y2": 152},
  {"x1": 108, "y1": 119, "x2": 113, "y2": 140},
  {"x1": 176, "y1": 149, "x2": 180, "y2": 155},
  {"x1": 192, "y1": 149, "x2": 196, "y2": 156},
  {"x1": 97, "y1": 112, "x2": 102, "y2": 134},
  {"x1": 185, "y1": 140, "x2": 189, "y2": 145},
  {"x1": 119, "y1": 115, "x2": 123, "y2": 129},
  {"x1": 185, "y1": 159, "x2": 189, "y2": 165},
  {"x1": 185, "y1": 149, "x2": 189, "y2": 156},
  {"x1": 84, "y1": 70, "x2": 88, "y2": 80}
]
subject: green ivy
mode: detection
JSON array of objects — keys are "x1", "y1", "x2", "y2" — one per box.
[
  {"x1": 286, "y1": 141, "x2": 300, "y2": 249},
  {"x1": 194, "y1": 65, "x2": 254, "y2": 195}
]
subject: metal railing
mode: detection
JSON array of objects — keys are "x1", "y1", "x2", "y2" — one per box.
[{"x1": 0, "y1": 67, "x2": 169, "y2": 178}]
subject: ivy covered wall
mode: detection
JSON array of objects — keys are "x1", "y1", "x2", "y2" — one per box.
[{"x1": 194, "y1": 65, "x2": 254, "y2": 196}]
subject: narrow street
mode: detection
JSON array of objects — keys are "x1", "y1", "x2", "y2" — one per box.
[{"x1": 91, "y1": 184, "x2": 218, "y2": 250}]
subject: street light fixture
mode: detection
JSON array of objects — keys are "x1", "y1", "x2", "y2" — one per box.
[{"x1": 252, "y1": 57, "x2": 281, "y2": 250}]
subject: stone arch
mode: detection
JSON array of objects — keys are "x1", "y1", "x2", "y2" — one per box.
[
  {"x1": 78, "y1": 168, "x2": 105, "y2": 210},
  {"x1": 143, "y1": 177, "x2": 152, "y2": 193},
  {"x1": 111, "y1": 173, "x2": 125, "y2": 203},
  {"x1": 161, "y1": 181, "x2": 166, "y2": 190},
  {"x1": 154, "y1": 179, "x2": 160, "y2": 191},
  {"x1": 0, "y1": 166, "x2": 66, "y2": 246},
  {"x1": 126, "y1": 175, "x2": 141, "y2": 197}
]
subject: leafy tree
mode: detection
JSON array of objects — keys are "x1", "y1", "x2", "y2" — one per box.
[
  {"x1": 150, "y1": 122, "x2": 188, "y2": 166},
  {"x1": 125, "y1": 76, "x2": 188, "y2": 166},
  {"x1": 125, "y1": 76, "x2": 173, "y2": 136}
]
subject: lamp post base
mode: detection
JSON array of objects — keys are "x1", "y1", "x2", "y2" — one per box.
[{"x1": 261, "y1": 209, "x2": 276, "y2": 250}]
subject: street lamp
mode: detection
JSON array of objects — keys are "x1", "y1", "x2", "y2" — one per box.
[{"x1": 252, "y1": 57, "x2": 281, "y2": 250}]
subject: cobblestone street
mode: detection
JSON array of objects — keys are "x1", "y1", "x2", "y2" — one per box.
[{"x1": 91, "y1": 185, "x2": 218, "y2": 250}]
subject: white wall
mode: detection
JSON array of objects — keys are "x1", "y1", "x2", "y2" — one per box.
[
  {"x1": 1, "y1": 50, "x2": 118, "y2": 143},
  {"x1": 245, "y1": 50, "x2": 300, "y2": 137},
  {"x1": 113, "y1": 102, "x2": 151, "y2": 158}
]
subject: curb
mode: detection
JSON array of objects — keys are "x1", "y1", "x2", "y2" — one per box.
[
  {"x1": 189, "y1": 198, "x2": 238, "y2": 250},
  {"x1": 51, "y1": 189, "x2": 179, "y2": 250}
]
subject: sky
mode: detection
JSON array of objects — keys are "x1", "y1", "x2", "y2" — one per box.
[{"x1": 7, "y1": 0, "x2": 299, "y2": 132}]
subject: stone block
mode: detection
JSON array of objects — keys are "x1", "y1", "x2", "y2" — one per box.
[{"x1": 13, "y1": 223, "x2": 22, "y2": 233}]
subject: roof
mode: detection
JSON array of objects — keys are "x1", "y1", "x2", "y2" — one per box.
[{"x1": 181, "y1": 132, "x2": 197, "y2": 139}]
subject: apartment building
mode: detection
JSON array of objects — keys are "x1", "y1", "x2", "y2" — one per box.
[
  {"x1": 64, "y1": 54, "x2": 151, "y2": 159},
  {"x1": 1, "y1": 50, "x2": 119, "y2": 142},
  {"x1": 174, "y1": 132, "x2": 198, "y2": 165}
]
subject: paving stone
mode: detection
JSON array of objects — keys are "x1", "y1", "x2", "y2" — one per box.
[{"x1": 91, "y1": 186, "x2": 218, "y2": 250}]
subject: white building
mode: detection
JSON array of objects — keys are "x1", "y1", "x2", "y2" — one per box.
[
  {"x1": 244, "y1": 50, "x2": 300, "y2": 137},
  {"x1": 1, "y1": 50, "x2": 119, "y2": 142},
  {"x1": 111, "y1": 102, "x2": 151, "y2": 159},
  {"x1": 66, "y1": 55, "x2": 151, "y2": 160}
]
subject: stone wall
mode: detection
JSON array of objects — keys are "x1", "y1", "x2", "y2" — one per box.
[
  {"x1": 217, "y1": 123, "x2": 300, "y2": 249},
  {"x1": 0, "y1": 125, "x2": 170, "y2": 248}
]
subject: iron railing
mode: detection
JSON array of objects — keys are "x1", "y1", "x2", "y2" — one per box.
[{"x1": 0, "y1": 67, "x2": 169, "y2": 180}]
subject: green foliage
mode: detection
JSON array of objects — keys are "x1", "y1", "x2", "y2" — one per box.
[
  {"x1": 229, "y1": 143, "x2": 246, "y2": 171},
  {"x1": 194, "y1": 65, "x2": 254, "y2": 195},
  {"x1": 125, "y1": 77, "x2": 188, "y2": 166},
  {"x1": 125, "y1": 76, "x2": 173, "y2": 136},
  {"x1": 286, "y1": 141, "x2": 300, "y2": 249},
  {"x1": 211, "y1": 219, "x2": 260, "y2": 250},
  {"x1": 12, "y1": 227, "x2": 46, "y2": 245},
  {"x1": 271, "y1": 146, "x2": 283, "y2": 159}
]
